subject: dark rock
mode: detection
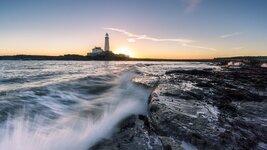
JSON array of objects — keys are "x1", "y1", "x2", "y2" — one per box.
[
  {"x1": 159, "y1": 136, "x2": 184, "y2": 150},
  {"x1": 149, "y1": 67, "x2": 267, "y2": 150},
  {"x1": 165, "y1": 69, "x2": 212, "y2": 76},
  {"x1": 91, "y1": 115, "x2": 163, "y2": 150}
]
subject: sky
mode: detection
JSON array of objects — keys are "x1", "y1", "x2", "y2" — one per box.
[{"x1": 0, "y1": 0, "x2": 266, "y2": 59}]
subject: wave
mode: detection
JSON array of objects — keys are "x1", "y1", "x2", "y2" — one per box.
[{"x1": 0, "y1": 68, "x2": 151, "y2": 150}]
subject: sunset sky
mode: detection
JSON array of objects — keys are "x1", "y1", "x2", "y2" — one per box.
[{"x1": 0, "y1": 0, "x2": 266, "y2": 59}]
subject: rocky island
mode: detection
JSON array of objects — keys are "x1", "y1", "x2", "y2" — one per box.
[{"x1": 93, "y1": 60, "x2": 267, "y2": 150}]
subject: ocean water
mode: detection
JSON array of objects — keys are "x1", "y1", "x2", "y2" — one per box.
[{"x1": 0, "y1": 61, "x2": 213, "y2": 150}]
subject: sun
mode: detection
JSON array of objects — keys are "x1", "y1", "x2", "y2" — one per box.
[{"x1": 114, "y1": 48, "x2": 135, "y2": 58}]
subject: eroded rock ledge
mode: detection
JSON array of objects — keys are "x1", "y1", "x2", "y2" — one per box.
[{"x1": 93, "y1": 65, "x2": 267, "y2": 150}]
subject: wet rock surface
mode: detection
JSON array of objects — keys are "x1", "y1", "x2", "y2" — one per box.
[
  {"x1": 91, "y1": 115, "x2": 193, "y2": 150},
  {"x1": 149, "y1": 66, "x2": 267, "y2": 150},
  {"x1": 93, "y1": 64, "x2": 267, "y2": 150},
  {"x1": 91, "y1": 115, "x2": 163, "y2": 150}
]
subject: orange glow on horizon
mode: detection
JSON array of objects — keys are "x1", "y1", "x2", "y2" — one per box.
[
  {"x1": 113, "y1": 48, "x2": 135, "y2": 58},
  {"x1": 1, "y1": 47, "x2": 264, "y2": 60}
]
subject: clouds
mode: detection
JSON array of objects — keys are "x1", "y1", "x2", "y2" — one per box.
[
  {"x1": 104, "y1": 27, "x2": 217, "y2": 51},
  {"x1": 219, "y1": 32, "x2": 245, "y2": 50},
  {"x1": 182, "y1": 43, "x2": 217, "y2": 51},
  {"x1": 219, "y1": 32, "x2": 243, "y2": 38},
  {"x1": 104, "y1": 28, "x2": 194, "y2": 43},
  {"x1": 182, "y1": 0, "x2": 201, "y2": 13}
]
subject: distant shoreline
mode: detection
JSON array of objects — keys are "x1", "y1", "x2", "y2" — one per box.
[{"x1": 0, "y1": 55, "x2": 266, "y2": 62}]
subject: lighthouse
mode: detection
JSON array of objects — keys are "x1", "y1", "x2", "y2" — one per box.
[{"x1": 104, "y1": 33, "x2": 110, "y2": 51}]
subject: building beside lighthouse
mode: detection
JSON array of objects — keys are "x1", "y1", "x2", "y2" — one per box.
[
  {"x1": 87, "y1": 33, "x2": 110, "y2": 56},
  {"x1": 92, "y1": 47, "x2": 103, "y2": 54},
  {"x1": 87, "y1": 33, "x2": 130, "y2": 60}
]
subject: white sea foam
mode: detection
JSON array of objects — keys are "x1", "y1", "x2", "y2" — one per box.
[
  {"x1": 0, "y1": 100, "x2": 145, "y2": 150},
  {"x1": 181, "y1": 141, "x2": 198, "y2": 150},
  {"x1": 261, "y1": 63, "x2": 267, "y2": 68},
  {"x1": 0, "y1": 69, "x2": 150, "y2": 150}
]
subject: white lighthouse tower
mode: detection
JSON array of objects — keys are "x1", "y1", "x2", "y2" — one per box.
[{"x1": 104, "y1": 33, "x2": 110, "y2": 51}]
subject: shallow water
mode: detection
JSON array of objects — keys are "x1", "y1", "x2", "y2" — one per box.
[{"x1": 0, "y1": 61, "x2": 213, "y2": 150}]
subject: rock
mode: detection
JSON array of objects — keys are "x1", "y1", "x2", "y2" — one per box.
[
  {"x1": 159, "y1": 136, "x2": 184, "y2": 150},
  {"x1": 148, "y1": 66, "x2": 267, "y2": 150},
  {"x1": 165, "y1": 69, "x2": 212, "y2": 76},
  {"x1": 149, "y1": 83, "x2": 221, "y2": 149},
  {"x1": 91, "y1": 115, "x2": 163, "y2": 150}
]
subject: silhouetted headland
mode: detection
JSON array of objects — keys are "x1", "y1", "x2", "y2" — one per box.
[
  {"x1": 1, "y1": 55, "x2": 266, "y2": 63},
  {"x1": 0, "y1": 52, "x2": 131, "y2": 61}
]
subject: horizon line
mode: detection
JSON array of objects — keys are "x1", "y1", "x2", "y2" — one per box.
[{"x1": 0, "y1": 54, "x2": 267, "y2": 60}]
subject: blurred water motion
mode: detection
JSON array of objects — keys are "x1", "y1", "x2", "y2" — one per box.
[{"x1": 0, "y1": 61, "x2": 212, "y2": 150}]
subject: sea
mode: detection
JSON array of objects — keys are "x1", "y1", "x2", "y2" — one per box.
[{"x1": 0, "y1": 61, "x2": 213, "y2": 150}]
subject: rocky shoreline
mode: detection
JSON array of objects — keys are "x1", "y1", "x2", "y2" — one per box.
[{"x1": 92, "y1": 62, "x2": 267, "y2": 150}]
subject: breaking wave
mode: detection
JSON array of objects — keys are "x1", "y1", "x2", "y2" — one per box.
[{"x1": 0, "y1": 62, "x2": 151, "y2": 150}]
